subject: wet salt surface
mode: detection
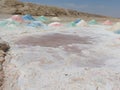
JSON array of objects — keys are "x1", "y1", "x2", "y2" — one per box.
[
  {"x1": 15, "y1": 33, "x2": 92, "y2": 47},
  {"x1": 1, "y1": 25, "x2": 120, "y2": 90}
]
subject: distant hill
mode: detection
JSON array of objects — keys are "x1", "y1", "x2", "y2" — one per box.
[{"x1": 0, "y1": 0, "x2": 117, "y2": 21}]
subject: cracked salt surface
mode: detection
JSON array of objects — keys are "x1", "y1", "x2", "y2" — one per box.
[{"x1": 0, "y1": 25, "x2": 120, "y2": 90}]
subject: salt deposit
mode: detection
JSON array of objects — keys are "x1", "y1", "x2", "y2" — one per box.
[
  {"x1": 76, "y1": 20, "x2": 88, "y2": 27},
  {"x1": 48, "y1": 22, "x2": 62, "y2": 27},
  {"x1": 0, "y1": 16, "x2": 120, "y2": 90},
  {"x1": 109, "y1": 22, "x2": 120, "y2": 31},
  {"x1": 51, "y1": 17, "x2": 61, "y2": 21},
  {"x1": 103, "y1": 20, "x2": 113, "y2": 25}
]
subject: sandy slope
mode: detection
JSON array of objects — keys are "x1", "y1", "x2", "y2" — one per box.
[{"x1": 0, "y1": 22, "x2": 119, "y2": 90}]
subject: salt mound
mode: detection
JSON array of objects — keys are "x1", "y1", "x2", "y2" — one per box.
[
  {"x1": 76, "y1": 20, "x2": 88, "y2": 27},
  {"x1": 0, "y1": 18, "x2": 20, "y2": 28},
  {"x1": 27, "y1": 21, "x2": 46, "y2": 28},
  {"x1": 109, "y1": 22, "x2": 120, "y2": 31},
  {"x1": 11, "y1": 15, "x2": 24, "y2": 23},
  {"x1": 103, "y1": 20, "x2": 112, "y2": 25},
  {"x1": 0, "y1": 20, "x2": 8, "y2": 27},
  {"x1": 88, "y1": 19, "x2": 98, "y2": 25},
  {"x1": 74, "y1": 19, "x2": 81, "y2": 24},
  {"x1": 51, "y1": 17, "x2": 61, "y2": 21},
  {"x1": 48, "y1": 22, "x2": 62, "y2": 27},
  {"x1": 67, "y1": 22, "x2": 76, "y2": 27},
  {"x1": 37, "y1": 16, "x2": 48, "y2": 22},
  {"x1": 22, "y1": 14, "x2": 36, "y2": 21}
]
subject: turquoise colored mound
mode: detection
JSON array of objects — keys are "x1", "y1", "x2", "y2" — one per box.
[
  {"x1": 114, "y1": 30, "x2": 120, "y2": 34},
  {"x1": 88, "y1": 19, "x2": 98, "y2": 25},
  {"x1": 36, "y1": 16, "x2": 48, "y2": 22},
  {"x1": 68, "y1": 22, "x2": 76, "y2": 27},
  {"x1": 9, "y1": 20, "x2": 20, "y2": 25},
  {"x1": 0, "y1": 20, "x2": 8, "y2": 27},
  {"x1": 0, "y1": 20, "x2": 20, "y2": 27}
]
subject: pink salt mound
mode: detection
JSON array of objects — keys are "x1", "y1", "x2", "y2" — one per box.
[
  {"x1": 11, "y1": 15, "x2": 24, "y2": 23},
  {"x1": 103, "y1": 20, "x2": 112, "y2": 25},
  {"x1": 48, "y1": 22, "x2": 63, "y2": 27}
]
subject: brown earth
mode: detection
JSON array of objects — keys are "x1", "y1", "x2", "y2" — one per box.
[
  {"x1": 0, "y1": 0, "x2": 119, "y2": 22},
  {"x1": 0, "y1": 40, "x2": 9, "y2": 90}
]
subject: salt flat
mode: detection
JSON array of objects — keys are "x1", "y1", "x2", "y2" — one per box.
[{"x1": 0, "y1": 23, "x2": 120, "y2": 90}]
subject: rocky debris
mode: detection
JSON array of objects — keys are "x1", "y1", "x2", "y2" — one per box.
[
  {"x1": 0, "y1": 0, "x2": 108, "y2": 18},
  {"x1": 0, "y1": 40, "x2": 9, "y2": 52},
  {"x1": 0, "y1": 39, "x2": 9, "y2": 89}
]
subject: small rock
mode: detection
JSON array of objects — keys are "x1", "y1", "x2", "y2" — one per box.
[
  {"x1": 0, "y1": 40, "x2": 9, "y2": 52},
  {"x1": 65, "y1": 74, "x2": 68, "y2": 76}
]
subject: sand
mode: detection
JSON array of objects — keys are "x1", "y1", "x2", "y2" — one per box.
[{"x1": 0, "y1": 16, "x2": 119, "y2": 90}]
